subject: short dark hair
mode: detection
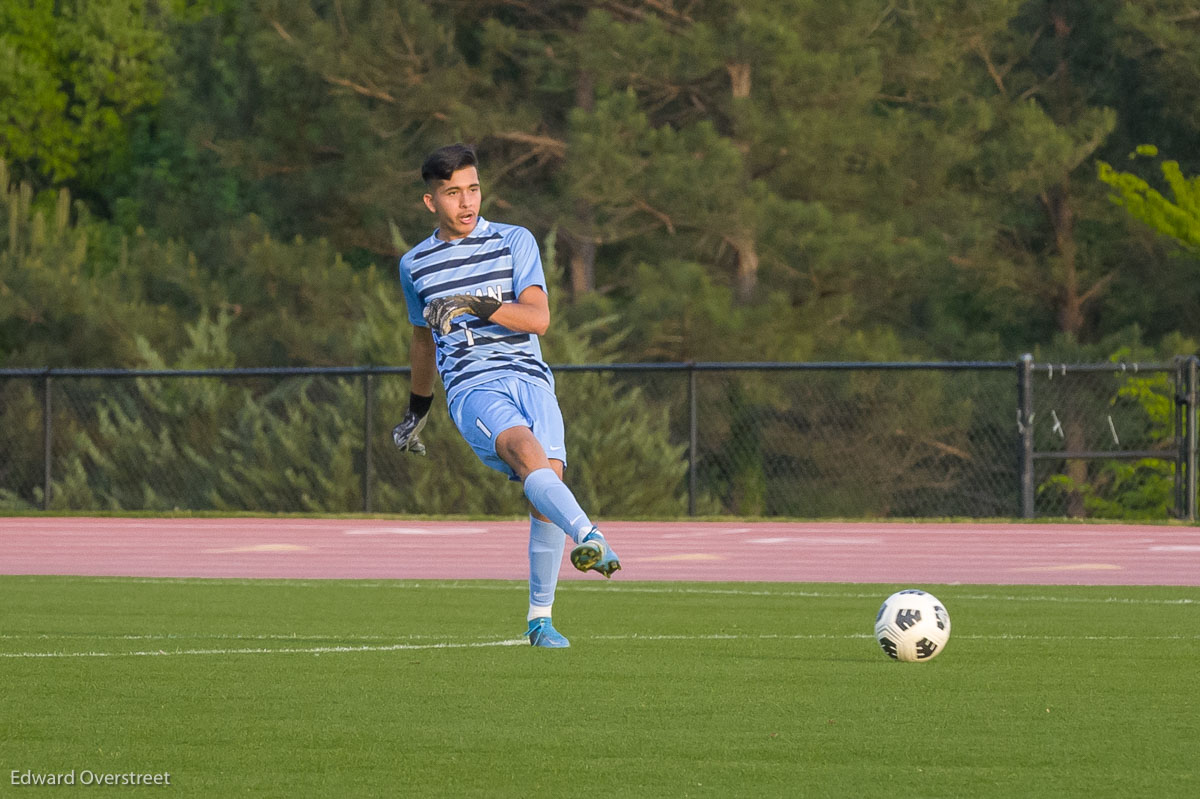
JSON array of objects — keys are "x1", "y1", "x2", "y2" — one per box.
[{"x1": 421, "y1": 143, "x2": 478, "y2": 185}]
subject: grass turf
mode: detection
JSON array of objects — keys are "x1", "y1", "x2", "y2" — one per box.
[{"x1": 1, "y1": 577, "x2": 1197, "y2": 797}]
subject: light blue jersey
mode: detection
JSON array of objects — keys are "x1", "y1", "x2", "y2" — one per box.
[{"x1": 399, "y1": 217, "x2": 554, "y2": 405}]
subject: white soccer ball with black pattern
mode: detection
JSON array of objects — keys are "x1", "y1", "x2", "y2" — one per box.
[{"x1": 874, "y1": 589, "x2": 951, "y2": 662}]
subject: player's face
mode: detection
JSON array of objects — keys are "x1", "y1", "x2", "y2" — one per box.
[{"x1": 424, "y1": 166, "x2": 481, "y2": 240}]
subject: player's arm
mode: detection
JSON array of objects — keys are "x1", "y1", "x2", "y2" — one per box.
[
  {"x1": 409, "y1": 324, "x2": 436, "y2": 395},
  {"x1": 424, "y1": 286, "x2": 549, "y2": 336},
  {"x1": 393, "y1": 324, "x2": 437, "y2": 455},
  {"x1": 487, "y1": 286, "x2": 549, "y2": 336}
]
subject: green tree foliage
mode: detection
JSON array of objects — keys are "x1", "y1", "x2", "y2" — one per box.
[
  {"x1": 3, "y1": 0, "x2": 1198, "y2": 365},
  {"x1": 3, "y1": 1, "x2": 1200, "y2": 518},
  {"x1": 537, "y1": 237, "x2": 696, "y2": 516},
  {"x1": 0, "y1": 161, "x2": 400, "y2": 369},
  {"x1": 0, "y1": 161, "x2": 179, "y2": 366},
  {"x1": 26, "y1": 0, "x2": 1184, "y2": 362},
  {"x1": 1113, "y1": 0, "x2": 1200, "y2": 137},
  {"x1": 28, "y1": 231, "x2": 696, "y2": 514},
  {"x1": 0, "y1": 0, "x2": 170, "y2": 186},
  {"x1": 44, "y1": 312, "x2": 391, "y2": 512},
  {"x1": 1098, "y1": 145, "x2": 1200, "y2": 254},
  {"x1": 1096, "y1": 146, "x2": 1200, "y2": 347}
]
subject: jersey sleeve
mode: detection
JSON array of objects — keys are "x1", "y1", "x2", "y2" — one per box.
[
  {"x1": 398, "y1": 255, "x2": 427, "y2": 327},
  {"x1": 509, "y1": 227, "x2": 547, "y2": 297}
]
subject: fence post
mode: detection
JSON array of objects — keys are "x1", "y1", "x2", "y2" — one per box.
[
  {"x1": 1187, "y1": 356, "x2": 1198, "y2": 522},
  {"x1": 42, "y1": 371, "x2": 52, "y2": 510},
  {"x1": 1175, "y1": 357, "x2": 1186, "y2": 520},
  {"x1": 1018, "y1": 354, "x2": 1035, "y2": 518},
  {"x1": 687, "y1": 364, "x2": 697, "y2": 517},
  {"x1": 362, "y1": 370, "x2": 374, "y2": 514}
]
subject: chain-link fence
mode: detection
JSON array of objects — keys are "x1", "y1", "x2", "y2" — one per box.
[{"x1": 1, "y1": 358, "x2": 1196, "y2": 520}]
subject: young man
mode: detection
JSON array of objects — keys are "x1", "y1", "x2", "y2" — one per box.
[{"x1": 392, "y1": 143, "x2": 620, "y2": 649}]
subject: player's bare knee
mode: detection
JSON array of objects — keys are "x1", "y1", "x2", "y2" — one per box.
[{"x1": 495, "y1": 427, "x2": 546, "y2": 479}]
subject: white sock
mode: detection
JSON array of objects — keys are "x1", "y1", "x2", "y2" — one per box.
[{"x1": 528, "y1": 604, "x2": 553, "y2": 622}]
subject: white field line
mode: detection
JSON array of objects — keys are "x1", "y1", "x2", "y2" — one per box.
[
  {"x1": 588, "y1": 633, "x2": 1200, "y2": 642},
  {"x1": 0, "y1": 632, "x2": 506, "y2": 643},
  {"x1": 4, "y1": 632, "x2": 1200, "y2": 660},
  {"x1": 0, "y1": 638, "x2": 529, "y2": 659},
  {"x1": 10, "y1": 576, "x2": 1200, "y2": 605},
  {"x1": 559, "y1": 585, "x2": 1200, "y2": 606}
]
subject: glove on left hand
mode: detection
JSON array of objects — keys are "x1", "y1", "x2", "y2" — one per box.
[
  {"x1": 424, "y1": 294, "x2": 502, "y2": 335},
  {"x1": 391, "y1": 392, "x2": 433, "y2": 455}
]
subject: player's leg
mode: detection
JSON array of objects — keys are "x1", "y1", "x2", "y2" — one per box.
[
  {"x1": 525, "y1": 500, "x2": 569, "y2": 648},
  {"x1": 496, "y1": 426, "x2": 590, "y2": 542},
  {"x1": 528, "y1": 510, "x2": 565, "y2": 619},
  {"x1": 502, "y1": 450, "x2": 573, "y2": 646},
  {"x1": 446, "y1": 384, "x2": 595, "y2": 646},
  {"x1": 449, "y1": 382, "x2": 618, "y2": 610},
  {"x1": 496, "y1": 423, "x2": 620, "y2": 580},
  {"x1": 522, "y1": 457, "x2": 568, "y2": 646},
  {"x1": 507, "y1": 381, "x2": 621, "y2": 578}
]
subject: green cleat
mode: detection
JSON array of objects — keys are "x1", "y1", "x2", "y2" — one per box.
[{"x1": 570, "y1": 528, "x2": 621, "y2": 578}]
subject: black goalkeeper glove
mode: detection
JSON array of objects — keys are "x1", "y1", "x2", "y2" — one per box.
[
  {"x1": 424, "y1": 294, "x2": 503, "y2": 335},
  {"x1": 392, "y1": 392, "x2": 433, "y2": 455}
]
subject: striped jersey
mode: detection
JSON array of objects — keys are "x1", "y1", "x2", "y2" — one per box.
[{"x1": 398, "y1": 217, "x2": 554, "y2": 404}]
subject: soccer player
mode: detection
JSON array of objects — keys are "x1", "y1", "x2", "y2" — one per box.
[{"x1": 391, "y1": 143, "x2": 620, "y2": 649}]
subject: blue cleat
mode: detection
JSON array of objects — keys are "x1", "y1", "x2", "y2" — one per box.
[
  {"x1": 525, "y1": 617, "x2": 570, "y2": 648},
  {"x1": 570, "y1": 527, "x2": 621, "y2": 578}
]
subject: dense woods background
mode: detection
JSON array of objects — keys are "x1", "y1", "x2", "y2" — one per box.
[
  {"x1": 2, "y1": 1, "x2": 1199, "y2": 517},
  {"x1": 3, "y1": 0, "x2": 1199, "y2": 371}
]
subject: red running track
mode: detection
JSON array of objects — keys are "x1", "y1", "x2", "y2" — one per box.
[{"x1": 2, "y1": 518, "x2": 1199, "y2": 585}]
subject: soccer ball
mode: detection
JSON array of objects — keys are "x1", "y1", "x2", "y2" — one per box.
[{"x1": 874, "y1": 589, "x2": 951, "y2": 662}]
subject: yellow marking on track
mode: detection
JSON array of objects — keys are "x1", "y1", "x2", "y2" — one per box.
[
  {"x1": 205, "y1": 544, "x2": 311, "y2": 554},
  {"x1": 1012, "y1": 563, "x2": 1121, "y2": 572},
  {"x1": 637, "y1": 553, "x2": 723, "y2": 562}
]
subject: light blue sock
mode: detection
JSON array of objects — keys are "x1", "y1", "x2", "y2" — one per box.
[
  {"x1": 528, "y1": 516, "x2": 566, "y2": 611},
  {"x1": 523, "y1": 467, "x2": 593, "y2": 543}
]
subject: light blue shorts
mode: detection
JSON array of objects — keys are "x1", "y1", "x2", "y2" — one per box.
[{"x1": 448, "y1": 378, "x2": 567, "y2": 480}]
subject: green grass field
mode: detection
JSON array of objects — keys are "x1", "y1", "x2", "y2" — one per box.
[{"x1": 2, "y1": 576, "x2": 1197, "y2": 797}]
